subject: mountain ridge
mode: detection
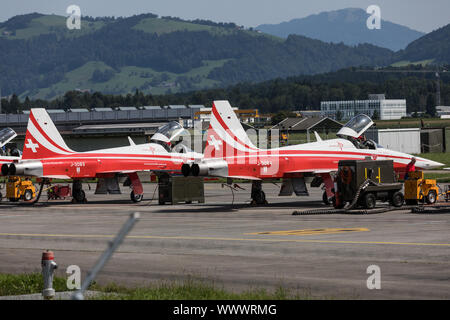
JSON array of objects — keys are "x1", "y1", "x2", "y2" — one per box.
[{"x1": 256, "y1": 8, "x2": 425, "y2": 51}]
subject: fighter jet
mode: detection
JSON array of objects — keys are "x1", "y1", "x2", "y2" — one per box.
[
  {"x1": 181, "y1": 100, "x2": 443, "y2": 204},
  {"x1": 1, "y1": 108, "x2": 201, "y2": 203}
]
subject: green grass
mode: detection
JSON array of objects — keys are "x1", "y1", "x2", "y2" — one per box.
[
  {"x1": 133, "y1": 17, "x2": 222, "y2": 36},
  {"x1": 283, "y1": 132, "x2": 339, "y2": 146},
  {"x1": 94, "y1": 279, "x2": 307, "y2": 300},
  {"x1": 424, "y1": 172, "x2": 450, "y2": 183},
  {"x1": 0, "y1": 273, "x2": 312, "y2": 300},
  {"x1": 0, "y1": 15, "x2": 106, "y2": 40},
  {"x1": 0, "y1": 273, "x2": 69, "y2": 296},
  {"x1": 133, "y1": 17, "x2": 285, "y2": 42},
  {"x1": 390, "y1": 59, "x2": 434, "y2": 67},
  {"x1": 21, "y1": 59, "x2": 230, "y2": 100},
  {"x1": 375, "y1": 118, "x2": 450, "y2": 129}
]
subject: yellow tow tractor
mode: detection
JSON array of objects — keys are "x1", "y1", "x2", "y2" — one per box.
[
  {"x1": 4, "y1": 176, "x2": 37, "y2": 202},
  {"x1": 404, "y1": 171, "x2": 439, "y2": 205}
]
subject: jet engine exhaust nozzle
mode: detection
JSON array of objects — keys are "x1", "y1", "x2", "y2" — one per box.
[
  {"x1": 181, "y1": 163, "x2": 191, "y2": 177},
  {"x1": 1, "y1": 163, "x2": 9, "y2": 176}
]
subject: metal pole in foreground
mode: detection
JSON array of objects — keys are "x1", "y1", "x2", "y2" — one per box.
[{"x1": 71, "y1": 212, "x2": 140, "y2": 300}]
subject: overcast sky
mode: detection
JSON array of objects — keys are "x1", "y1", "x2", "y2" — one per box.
[{"x1": 1, "y1": 0, "x2": 448, "y2": 33}]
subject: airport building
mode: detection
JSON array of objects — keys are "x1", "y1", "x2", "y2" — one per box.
[
  {"x1": 436, "y1": 106, "x2": 450, "y2": 119},
  {"x1": 2, "y1": 105, "x2": 202, "y2": 134},
  {"x1": 194, "y1": 107, "x2": 259, "y2": 123},
  {"x1": 320, "y1": 94, "x2": 407, "y2": 120}
]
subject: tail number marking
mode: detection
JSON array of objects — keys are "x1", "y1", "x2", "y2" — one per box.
[{"x1": 71, "y1": 162, "x2": 85, "y2": 167}]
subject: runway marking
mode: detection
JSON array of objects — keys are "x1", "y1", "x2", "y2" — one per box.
[
  {"x1": 246, "y1": 228, "x2": 369, "y2": 236},
  {"x1": 0, "y1": 232, "x2": 449, "y2": 247}
]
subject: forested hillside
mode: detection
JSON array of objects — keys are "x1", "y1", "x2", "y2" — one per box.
[
  {"x1": 4, "y1": 66, "x2": 449, "y2": 115},
  {"x1": 394, "y1": 24, "x2": 450, "y2": 64},
  {"x1": 0, "y1": 13, "x2": 393, "y2": 99}
]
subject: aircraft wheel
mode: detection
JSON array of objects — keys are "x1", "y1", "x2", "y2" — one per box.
[
  {"x1": 24, "y1": 189, "x2": 34, "y2": 202},
  {"x1": 73, "y1": 190, "x2": 86, "y2": 203},
  {"x1": 130, "y1": 191, "x2": 143, "y2": 203},
  {"x1": 363, "y1": 193, "x2": 376, "y2": 209},
  {"x1": 425, "y1": 190, "x2": 437, "y2": 204}
]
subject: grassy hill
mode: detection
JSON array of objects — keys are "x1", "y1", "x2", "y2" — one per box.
[
  {"x1": 393, "y1": 23, "x2": 450, "y2": 65},
  {"x1": 0, "y1": 13, "x2": 106, "y2": 39},
  {"x1": 0, "y1": 13, "x2": 395, "y2": 100},
  {"x1": 19, "y1": 59, "x2": 229, "y2": 99}
]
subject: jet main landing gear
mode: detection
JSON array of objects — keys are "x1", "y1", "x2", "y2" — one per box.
[
  {"x1": 72, "y1": 180, "x2": 87, "y2": 203},
  {"x1": 251, "y1": 181, "x2": 268, "y2": 205}
]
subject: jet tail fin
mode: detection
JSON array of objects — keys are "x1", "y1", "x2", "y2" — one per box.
[
  {"x1": 22, "y1": 108, "x2": 74, "y2": 160},
  {"x1": 204, "y1": 100, "x2": 259, "y2": 159}
]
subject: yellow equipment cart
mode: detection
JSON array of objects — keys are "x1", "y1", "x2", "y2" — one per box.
[
  {"x1": 5, "y1": 176, "x2": 36, "y2": 202},
  {"x1": 404, "y1": 171, "x2": 439, "y2": 205}
]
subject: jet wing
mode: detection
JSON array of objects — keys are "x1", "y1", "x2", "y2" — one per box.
[
  {"x1": 284, "y1": 168, "x2": 337, "y2": 174},
  {"x1": 227, "y1": 175, "x2": 262, "y2": 181},
  {"x1": 96, "y1": 168, "x2": 179, "y2": 174}
]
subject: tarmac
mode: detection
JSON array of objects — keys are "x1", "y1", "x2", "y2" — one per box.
[{"x1": 0, "y1": 182, "x2": 449, "y2": 299}]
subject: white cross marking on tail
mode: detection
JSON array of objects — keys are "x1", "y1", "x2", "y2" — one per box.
[
  {"x1": 25, "y1": 139, "x2": 39, "y2": 153},
  {"x1": 209, "y1": 135, "x2": 222, "y2": 151}
]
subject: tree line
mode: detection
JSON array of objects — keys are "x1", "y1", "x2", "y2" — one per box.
[{"x1": 1, "y1": 70, "x2": 448, "y2": 116}]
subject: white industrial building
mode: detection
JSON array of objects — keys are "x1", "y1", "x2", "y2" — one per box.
[
  {"x1": 436, "y1": 106, "x2": 450, "y2": 119},
  {"x1": 321, "y1": 94, "x2": 407, "y2": 120},
  {"x1": 366, "y1": 128, "x2": 421, "y2": 154}
]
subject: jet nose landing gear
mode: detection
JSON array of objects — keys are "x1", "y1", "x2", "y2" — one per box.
[
  {"x1": 127, "y1": 172, "x2": 144, "y2": 203},
  {"x1": 130, "y1": 191, "x2": 143, "y2": 203}
]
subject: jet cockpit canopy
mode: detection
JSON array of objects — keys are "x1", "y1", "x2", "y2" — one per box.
[
  {"x1": 337, "y1": 114, "x2": 374, "y2": 139},
  {"x1": 151, "y1": 121, "x2": 187, "y2": 143},
  {"x1": 0, "y1": 127, "x2": 17, "y2": 147},
  {"x1": 150, "y1": 121, "x2": 191, "y2": 152}
]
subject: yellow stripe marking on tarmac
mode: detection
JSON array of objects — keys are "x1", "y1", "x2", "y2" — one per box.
[
  {"x1": 0, "y1": 232, "x2": 449, "y2": 247},
  {"x1": 245, "y1": 228, "x2": 369, "y2": 236}
]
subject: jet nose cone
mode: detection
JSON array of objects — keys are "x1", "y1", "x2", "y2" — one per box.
[{"x1": 418, "y1": 159, "x2": 444, "y2": 169}]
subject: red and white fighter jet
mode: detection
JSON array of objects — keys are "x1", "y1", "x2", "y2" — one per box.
[
  {"x1": 1, "y1": 108, "x2": 201, "y2": 203},
  {"x1": 182, "y1": 100, "x2": 443, "y2": 204}
]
